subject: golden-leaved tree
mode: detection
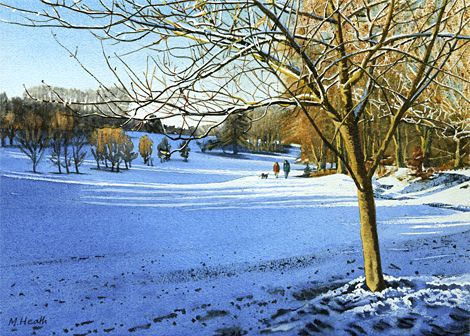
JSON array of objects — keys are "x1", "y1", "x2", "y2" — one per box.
[
  {"x1": 139, "y1": 135, "x2": 153, "y2": 166},
  {"x1": 91, "y1": 127, "x2": 128, "y2": 172}
]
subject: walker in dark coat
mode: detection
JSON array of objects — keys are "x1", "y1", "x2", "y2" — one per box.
[{"x1": 283, "y1": 160, "x2": 290, "y2": 178}]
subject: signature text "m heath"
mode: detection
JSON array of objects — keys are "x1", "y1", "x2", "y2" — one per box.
[{"x1": 9, "y1": 316, "x2": 47, "y2": 327}]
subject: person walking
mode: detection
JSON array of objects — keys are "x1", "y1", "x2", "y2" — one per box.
[
  {"x1": 273, "y1": 162, "x2": 280, "y2": 178},
  {"x1": 283, "y1": 160, "x2": 290, "y2": 179}
]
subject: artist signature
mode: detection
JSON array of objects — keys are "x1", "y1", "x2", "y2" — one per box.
[{"x1": 8, "y1": 316, "x2": 47, "y2": 327}]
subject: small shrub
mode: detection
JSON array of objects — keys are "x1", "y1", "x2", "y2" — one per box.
[{"x1": 196, "y1": 140, "x2": 206, "y2": 153}]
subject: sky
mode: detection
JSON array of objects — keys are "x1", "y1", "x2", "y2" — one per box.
[
  {"x1": 0, "y1": 1, "x2": 171, "y2": 101},
  {"x1": 0, "y1": 4, "x2": 114, "y2": 99}
]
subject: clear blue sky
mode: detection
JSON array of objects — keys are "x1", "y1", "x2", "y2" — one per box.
[{"x1": 0, "y1": 2, "x2": 141, "y2": 99}]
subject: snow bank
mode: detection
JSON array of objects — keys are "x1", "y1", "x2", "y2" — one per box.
[
  {"x1": 374, "y1": 170, "x2": 470, "y2": 211},
  {"x1": 264, "y1": 275, "x2": 470, "y2": 335}
]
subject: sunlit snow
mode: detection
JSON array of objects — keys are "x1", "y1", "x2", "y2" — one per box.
[{"x1": 0, "y1": 133, "x2": 468, "y2": 335}]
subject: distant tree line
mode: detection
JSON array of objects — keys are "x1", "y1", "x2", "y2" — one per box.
[
  {"x1": 195, "y1": 104, "x2": 468, "y2": 174},
  {"x1": 0, "y1": 87, "x2": 164, "y2": 148},
  {"x1": 3, "y1": 86, "x2": 466, "y2": 175},
  {"x1": 0, "y1": 88, "x2": 164, "y2": 173},
  {"x1": 196, "y1": 107, "x2": 286, "y2": 155}
]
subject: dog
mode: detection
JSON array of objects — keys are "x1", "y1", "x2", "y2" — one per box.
[{"x1": 259, "y1": 173, "x2": 269, "y2": 179}]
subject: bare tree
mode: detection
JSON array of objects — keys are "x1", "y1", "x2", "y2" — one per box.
[
  {"x1": 121, "y1": 134, "x2": 138, "y2": 169},
  {"x1": 71, "y1": 130, "x2": 87, "y2": 174},
  {"x1": 49, "y1": 131, "x2": 63, "y2": 173},
  {"x1": 15, "y1": 105, "x2": 50, "y2": 173},
  {"x1": 3, "y1": 0, "x2": 470, "y2": 292},
  {"x1": 61, "y1": 132, "x2": 72, "y2": 174}
]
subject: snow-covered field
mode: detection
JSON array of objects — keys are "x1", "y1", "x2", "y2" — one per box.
[{"x1": 0, "y1": 133, "x2": 469, "y2": 336}]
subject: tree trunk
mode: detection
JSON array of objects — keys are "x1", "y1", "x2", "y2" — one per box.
[
  {"x1": 311, "y1": 144, "x2": 320, "y2": 171},
  {"x1": 454, "y1": 138, "x2": 462, "y2": 169},
  {"x1": 357, "y1": 178, "x2": 386, "y2": 292},
  {"x1": 416, "y1": 124, "x2": 432, "y2": 168},
  {"x1": 64, "y1": 158, "x2": 70, "y2": 174},
  {"x1": 393, "y1": 123, "x2": 406, "y2": 168},
  {"x1": 362, "y1": 118, "x2": 372, "y2": 161},
  {"x1": 8, "y1": 130, "x2": 14, "y2": 146},
  {"x1": 232, "y1": 141, "x2": 238, "y2": 155},
  {"x1": 339, "y1": 121, "x2": 386, "y2": 292},
  {"x1": 336, "y1": 131, "x2": 347, "y2": 174},
  {"x1": 320, "y1": 140, "x2": 328, "y2": 171},
  {"x1": 57, "y1": 152, "x2": 62, "y2": 174},
  {"x1": 330, "y1": 149, "x2": 336, "y2": 170}
]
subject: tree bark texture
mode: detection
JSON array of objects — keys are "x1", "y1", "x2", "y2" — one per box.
[
  {"x1": 357, "y1": 179, "x2": 386, "y2": 292},
  {"x1": 336, "y1": 130, "x2": 347, "y2": 174},
  {"x1": 362, "y1": 118, "x2": 372, "y2": 161},
  {"x1": 339, "y1": 121, "x2": 386, "y2": 292},
  {"x1": 454, "y1": 138, "x2": 462, "y2": 169},
  {"x1": 320, "y1": 140, "x2": 328, "y2": 171}
]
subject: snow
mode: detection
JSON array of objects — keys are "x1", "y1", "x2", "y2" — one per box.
[
  {"x1": 0, "y1": 134, "x2": 469, "y2": 335},
  {"x1": 265, "y1": 274, "x2": 470, "y2": 335}
]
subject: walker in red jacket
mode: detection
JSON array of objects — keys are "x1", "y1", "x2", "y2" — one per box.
[{"x1": 273, "y1": 162, "x2": 280, "y2": 178}]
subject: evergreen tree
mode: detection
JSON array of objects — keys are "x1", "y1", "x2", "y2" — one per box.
[
  {"x1": 179, "y1": 141, "x2": 191, "y2": 162},
  {"x1": 219, "y1": 113, "x2": 251, "y2": 154},
  {"x1": 157, "y1": 137, "x2": 171, "y2": 162}
]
